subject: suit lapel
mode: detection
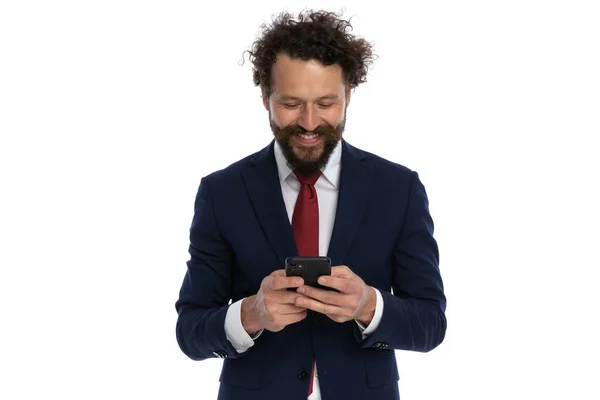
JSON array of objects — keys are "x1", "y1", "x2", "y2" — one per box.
[
  {"x1": 327, "y1": 141, "x2": 374, "y2": 265},
  {"x1": 240, "y1": 140, "x2": 373, "y2": 267},
  {"x1": 241, "y1": 141, "x2": 298, "y2": 266}
]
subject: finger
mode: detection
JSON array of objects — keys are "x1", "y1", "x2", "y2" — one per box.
[
  {"x1": 316, "y1": 275, "x2": 354, "y2": 293},
  {"x1": 276, "y1": 290, "x2": 309, "y2": 305},
  {"x1": 275, "y1": 304, "x2": 308, "y2": 314},
  {"x1": 267, "y1": 275, "x2": 304, "y2": 291},
  {"x1": 270, "y1": 269, "x2": 287, "y2": 278},
  {"x1": 281, "y1": 310, "x2": 307, "y2": 325},
  {"x1": 295, "y1": 296, "x2": 349, "y2": 317},
  {"x1": 325, "y1": 313, "x2": 353, "y2": 324},
  {"x1": 330, "y1": 265, "x2": 354, "y2": 278},
  {"x1": 273, "y1": 310, "x2": 307, "y2": 327},
  {"x1": 299, "y1": 285, "x2": 353, "y2": 307}
]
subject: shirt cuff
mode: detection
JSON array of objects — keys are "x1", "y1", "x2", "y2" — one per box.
[
  {"x1": 224, "y1": 298, "x2": 263, "y2": 354},
  {"x1": 355, "y1": 288, "x2": 384, "y2": 339}
]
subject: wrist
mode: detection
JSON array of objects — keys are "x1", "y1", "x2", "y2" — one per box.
[
  {"x1": 357, "y1": 286, "x2": 376, "y2": 325},
  {"x1": 241, "y1": 296, "x2": 262, "y2": 335}
]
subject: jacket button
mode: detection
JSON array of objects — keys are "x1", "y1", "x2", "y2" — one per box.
[
  {"x1": 297, "y1": 369, "x2": 309, "y2": 380},
  {"x1": 212, "y1": 350, "x2": 228, "y2": 358},
  {"x1": 373, "y1": 342, "x2": 389, "y2": 350}
]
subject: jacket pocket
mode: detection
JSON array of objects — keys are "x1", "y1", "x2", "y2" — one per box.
[
  {"x1": 219, "y1": 359, "x2": 262, "y2": 390},
  {"x1": 366, "y1": 358, "x2": 399, "y2": 388}
]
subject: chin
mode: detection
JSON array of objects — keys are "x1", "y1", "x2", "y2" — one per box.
[{"x1": 292, "y1": 143, "x2": 324, "y2": 161}]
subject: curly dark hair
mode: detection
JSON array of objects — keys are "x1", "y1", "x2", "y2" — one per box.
[{"x1": 244, "y1": 9, "x2": 377, "y2": 98}]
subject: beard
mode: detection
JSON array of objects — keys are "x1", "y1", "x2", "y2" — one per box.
[{"x1": 270, "y1": 112, "x2": 346, "y2": 177}]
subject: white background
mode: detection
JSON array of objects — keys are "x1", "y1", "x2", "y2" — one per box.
[{"x1": 1, "y1": 1, "x2": 599, "y2": 399}]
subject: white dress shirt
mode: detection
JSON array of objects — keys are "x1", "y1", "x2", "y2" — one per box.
[{"x1": 224, "y1": 140, "x2": 384, "y2": 399}]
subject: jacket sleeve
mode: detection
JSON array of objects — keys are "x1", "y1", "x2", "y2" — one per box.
[
  {"x1": 175, "y1": 177, "x2": 247, "y2": 361},
  {"x1": 359, "y1": 171, "x2": 447, "y2": 352}
]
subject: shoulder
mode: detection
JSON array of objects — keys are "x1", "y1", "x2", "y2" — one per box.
[
  {"x1": 202, "y1": 142, "x2": 273, "y2": 184},
  {"x1": 345, "y1": 142, "x2": 432, "y2": 208},
  {"x1": 344, "y1": 141, "x2": 416, "y2": 182}
]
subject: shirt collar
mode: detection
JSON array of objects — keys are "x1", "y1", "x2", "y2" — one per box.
[{"x1": 273, "y1": 139, "x2": 342, "y2": 189}]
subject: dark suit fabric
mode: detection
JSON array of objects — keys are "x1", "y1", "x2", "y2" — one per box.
[{"x1": 175, "y1": 140, "x2": 447, "y2": 400}]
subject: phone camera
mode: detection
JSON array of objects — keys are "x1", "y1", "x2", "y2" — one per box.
[{"x1": 290, "y1": 261, "x2": 297, "y2": 267}]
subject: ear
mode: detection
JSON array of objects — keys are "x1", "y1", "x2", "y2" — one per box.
[
  {"x1": 345, "y1": 86, "x2": 352, "y2": 107},
  {"x1": 262, "y1": 90, "x2": 270, "y2": 111}
]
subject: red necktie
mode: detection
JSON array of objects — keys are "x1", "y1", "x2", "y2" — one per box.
[
  {"x1": 291, "y1": 170, "x2": 321, "y2": 396},
  {"x1": 292, "y1": 170, "x2": 321, "y2": 256}
]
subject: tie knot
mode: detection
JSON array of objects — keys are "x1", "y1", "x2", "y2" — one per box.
[{"x1": 294, "y1": 170, "x2": 322, "y2": 186}]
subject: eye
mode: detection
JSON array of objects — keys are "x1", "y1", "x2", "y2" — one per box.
[
  {"x1": 283, "y1": 103, "x2": 301, "y2": 109},
  {"x1": 318, "y1": 103, "x2": 334, "y2": 109}
]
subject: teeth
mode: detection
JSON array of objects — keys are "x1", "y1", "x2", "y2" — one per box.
[{"x1": 299, "y1": 133, "x2": 317, "y2": 139}]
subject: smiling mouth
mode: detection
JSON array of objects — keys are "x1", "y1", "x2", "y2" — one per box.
[{"x1": 294, "y1": 133, "x2": 322, "y2": 145}]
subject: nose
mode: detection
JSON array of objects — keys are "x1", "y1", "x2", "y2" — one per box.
[{"x1": 297, "y1": 105, "x2": 320, "y2": 133}]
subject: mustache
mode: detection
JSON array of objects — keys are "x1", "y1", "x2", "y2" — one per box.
[{"x1": 278, "y1": 123, "x2": 338, "y2": 137}]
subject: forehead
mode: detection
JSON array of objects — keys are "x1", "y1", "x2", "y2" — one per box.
[{"x1": 270, "y1": 53, "x2": 345, "y2": 98}]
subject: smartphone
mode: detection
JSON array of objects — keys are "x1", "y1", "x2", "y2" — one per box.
[{"x1": 285, "y1": 256, "x2": 332, "y2": 290}]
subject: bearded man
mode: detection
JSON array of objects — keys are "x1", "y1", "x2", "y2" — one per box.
[{"x1": 175, "y1": 9, "x2": 447, "y2": 400}]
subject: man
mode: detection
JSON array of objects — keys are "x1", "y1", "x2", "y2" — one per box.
[{"x1": 175, "y1": 9, "x2": 446, "y2": 400}]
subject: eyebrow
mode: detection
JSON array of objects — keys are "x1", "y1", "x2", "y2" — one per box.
[{"x1": 278, "y1": 94, "x2": 340, "y2": 101}]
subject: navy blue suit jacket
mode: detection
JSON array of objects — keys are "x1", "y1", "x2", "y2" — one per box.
[{"x1": 175, "y1": 140, "x2": 446, "y2": 400}]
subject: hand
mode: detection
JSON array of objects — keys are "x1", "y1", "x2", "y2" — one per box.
[
  {"x1": 241, "y1": 269, "x2": 308, "y2": 334},
  {"x1": 295, "y1": 265, "x2": 377, "y2": 325}
]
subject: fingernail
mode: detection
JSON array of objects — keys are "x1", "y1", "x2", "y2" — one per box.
[
  {"x1": 297, "y1": 286, "x2": 305, "y2": 294},
  {"x1": 297, "y1": 298, "x2": 304, "y2": 306},
  {"x1": 319, "y1": 277, "x2": 327, "y2": 284},
  {"x1": 296, "y1": 279, "x2": 303, "y2": 286}
]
